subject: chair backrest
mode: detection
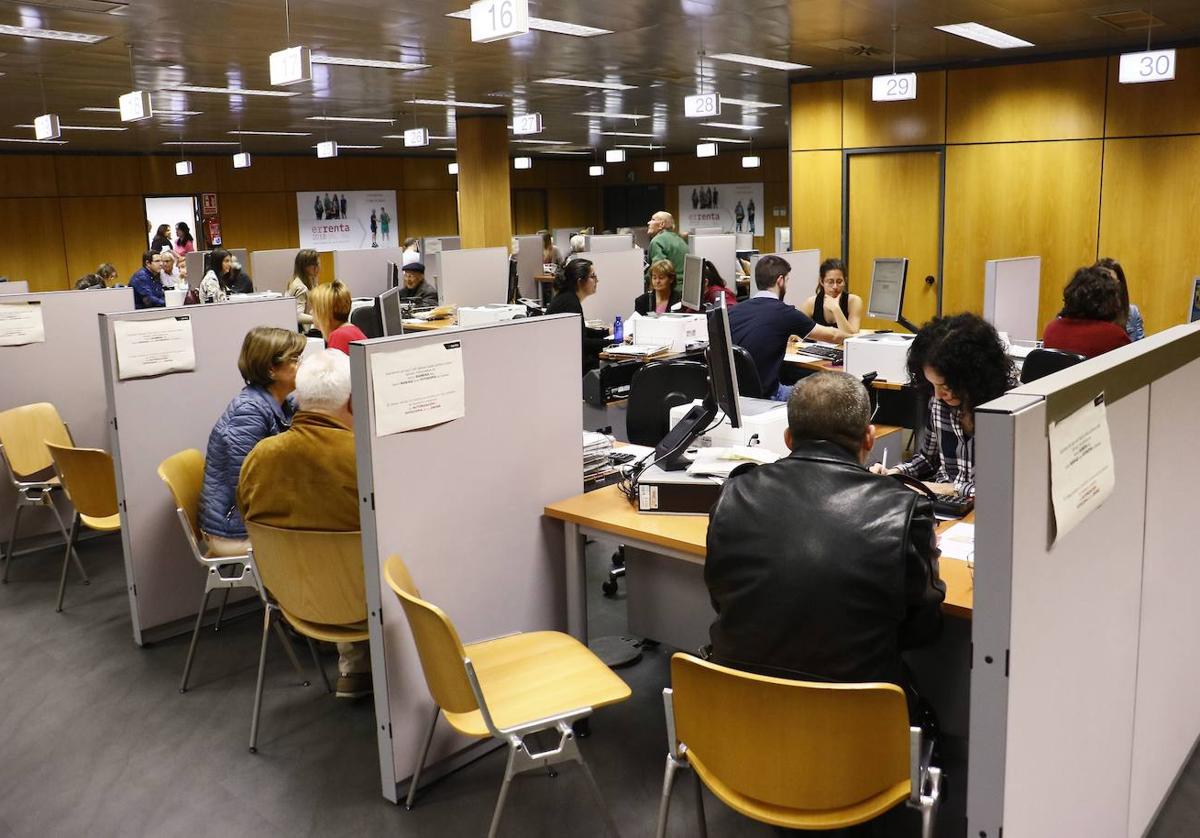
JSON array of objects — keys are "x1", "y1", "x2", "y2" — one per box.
[
  {"x1": 669, "y1": 653, "x2": 909, "y2": 813},
  {"x1": 731, "y1": 345, "x2": 764, "y2": 399},
  {"x1": 156, "y1": 448, "x2": 205, "y2": 540},
  {"x1": 350, "y1": 304, "x2": 384, "y2": 339},
  {"x1": 626, "y1": 360, "x2": 710, "y2": 447},
  {"x1": 0, "y1": 402, "x2": 71, "y2": 478},
  {"x1": 1020, "y1": 347, "x2": 1087, "y2": 384},
  {"x1": 244, "y1": 521, "x2": 366, "y2": 626},
  {"x1": 44, "y1": 442, "x2": 119, "y2": 520},
  {"x1": 383, "y1": 554, "x2": 479, "y2": 716}
]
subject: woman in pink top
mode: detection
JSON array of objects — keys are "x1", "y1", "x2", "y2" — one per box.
[
  {"x1": 174, "y1": 222, "x2": 196, "y2": 258},
  {"x1": 634, "y1": 259, "x2": 681, "y2": 315},
  {"x1": 310, "y1": 280, "x2": 367, "y2": 355}
]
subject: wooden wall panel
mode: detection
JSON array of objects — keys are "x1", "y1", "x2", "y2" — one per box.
[
  {"x1": 215, "y1": 155, "x2": 289, "y2": 193},
  {"x1": 140, "y1": 156, "x2": 219, "y2": 195},
  {"x1": 947, "y1": 58, "x2": 1106, "y2": 144},
  {"x1": 0, "y1": 155, "x2": 58, "y2": 197},
  {"x1": 59, "y1": 196, "x2": 146, "y2": 285},
  {"x1": 343, "y1": 156, "x2": 406, "y2": 191},
  {"x1": 512, "y1": 189, "x2": 547, "y2": 234},
  {"x1": 789, "y1": 150, "x2": 842, "y2": 258},
  {"x1": 791, "y1": 80, "x2": 842, "y2": 151},
  {"x1": 547, "y1": 187, "x2": 598, "y2": 232},
  {"x1": 57, "y1": 155, "x2": 142, "y2": 196},
  {"x1": 457, "y1": 116, "x2": 512, "y2": 248},
  {"x1": 943, "y1": 141, "x2": 1102, "y2": 330},
  {"x1": 1105, "y1": 48, "x2": 1200, "y2": 138},
  {"x1": 285, "y1": 156, "x2": 347, "y2": 191},
  {"x1": 843, "y1": 71, "x2": 946, "y2": 149},
  {"x1": 1099, "y1": 136, "x2": 1200, "y2": 335},
  {"x1": 217, "y1": 192, "x2": 297, "y2": 257},
  {"x1": 403, "y1": 157, "x2": 458, "y2": 191},
  {"x1": 402, "y1": 190, "x2": 459, "y2": 238},
  {"x1": 0, "y1": 198, "x2": 67, "y2": 291}
]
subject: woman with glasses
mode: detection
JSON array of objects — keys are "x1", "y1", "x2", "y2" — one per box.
[
  {"x1": 799, "y1": 258, "x2": 863, "y2": 335},
  {"x1": 546, "y1": 258, "x2": 611, "y2": 373}
]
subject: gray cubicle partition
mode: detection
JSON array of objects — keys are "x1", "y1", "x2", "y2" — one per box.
[
  {"x1": 184, "y1": 248, "x2": 249, "y2": 286},
  {"x1": 419, "y1": 235, "x2": 461, "y2": 291},
  {"x1": 689, "y1": 233, "x2": 737, "y2": 281},
  {"x1": 249, "y1": 248, "x2": 300, "y2": 294},
  {"x1": 333, "y1": 247, "x2": 404, "y2": 299},
  {"x1": 99, "y1": 297, "x2": 297, "y2": 645},
  {"x1": 969, "y1": 323, "x2": 1200, "y2": 837},
  {"x1": 439, "y1": 247, "x2": 509, "y2": 307},
  {"x1": 581, "y1": 247, "x2": 645, "y2": 326},
  {"x1": 0, "y1": 288, "x2": 133, "y2": 544},
  {"x1": 0, "y1": 280, "x2": 29, "y2": 294},
  {"x1": 514, "y1": 234, "x2": 544, "y2": 299},
  {"x1": 750, "y1": 248, "x2": 822, "y2": 290},
  {"x1": 349, "y1": 315, "x2": 582, "y2": 802}
]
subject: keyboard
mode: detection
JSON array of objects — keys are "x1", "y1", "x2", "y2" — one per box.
[
  {"x1": 798, "y1": 343, "x2": 844, "y2": 364},
  {"x1": 933, "y1": 494, "x2": 974, "y2": 518}
]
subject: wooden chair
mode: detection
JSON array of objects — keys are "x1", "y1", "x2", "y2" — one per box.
[
  {"x1": 383, "y1": 555, "x2": 631, "y2": 838},
  {"x1": 44, "y1": 442, "x2": 121, "y2": 613},
  {"x1": 157, "y1": 450, "x2": 305, "y2": 694},
  {"x1": 244, "y1": 521, "x2": 370, "y2": 753},
  {"x1": 656, "y1": 653, "x2": 942, "y2": 838},
  {"x1": 0, "y1": 403, "x2": 88, "y2": 586}
]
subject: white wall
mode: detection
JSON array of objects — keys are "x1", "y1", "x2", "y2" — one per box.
[{"x1": 144, "y1": 195, "x2": 197, "y2": 251}]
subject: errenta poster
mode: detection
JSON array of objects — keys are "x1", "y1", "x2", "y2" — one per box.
[
  {"x1": 296, "y1": 190, "x2": 399, "y2": 252},
  {"x1": 678, "y1": 182, "x2": 765, "y2": 236}
]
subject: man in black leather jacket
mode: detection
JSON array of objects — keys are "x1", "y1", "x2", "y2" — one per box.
[{"x1": 706, "y1": 371, "x2": 945, "y2": 692}]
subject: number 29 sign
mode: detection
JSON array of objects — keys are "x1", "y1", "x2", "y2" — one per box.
[
  {"x1": 872, "y1": 73, "x2": 917, "y2": 102},
  {"x1": 470, "y1": 0, "x2": 529, "y2": 43}
]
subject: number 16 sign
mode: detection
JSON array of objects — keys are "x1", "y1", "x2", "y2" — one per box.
[{"x1": 470, "y1": 0, "x2": 529, "y2": 43}]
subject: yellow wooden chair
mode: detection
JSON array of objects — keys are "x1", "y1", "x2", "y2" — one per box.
[
  {"x1": 157, "y1": 450, "x2": 305, "y2": 694},
  {"x1": 0, "y1": 403, "x2": 88, "y2": 586},
  {"x1": 244, "y1": 521, "x2": 370, "y2": 753},
  {"x1": 383, "y1": 554, "x2": 631, "y2": 838},
  {"x1": 44, "y1": 441, "x2": 121, "y2": 613},
  {"x1": 656, "y1": 653, "x2": 942, "y2": 838}
]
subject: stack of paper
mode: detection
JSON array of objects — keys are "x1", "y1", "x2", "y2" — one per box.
[
  {"x1": 938, "y1": 522, "x2": 975, "y2": 564},
  {"x1": 583, "y1": 432, "x2": 614, "y2": 482},
  {"x1": 601, "y1": 343, "x2": 672, "y2": 360},
  {"x1": 685, "y1": 446, "x2": 780, "y2": 479}
]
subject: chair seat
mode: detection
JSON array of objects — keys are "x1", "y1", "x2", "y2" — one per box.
[
  {"x1": 443, "y1": 630, "x2": 632, "y2": 737},
  {"x1": 80, "y1": 512, "x2": 121, "y2": 532},
  {"x1": 280, "y1": 608, "x2": 370, "y2": 644},
  {"x1": 688, "y1": 751, "x2": 911, "y2": 830}
]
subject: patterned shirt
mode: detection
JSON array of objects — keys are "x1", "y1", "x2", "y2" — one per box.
[{"x1": 896, "y1": 396, "x2": 975, "y2": 497}]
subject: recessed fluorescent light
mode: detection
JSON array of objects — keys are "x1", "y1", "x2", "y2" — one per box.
[
  {"x1": 935, "y1": 22, "x2": 1033, "y2": 49},
  {"x1": 16, "y1": 123, "x2": 126, "y2": 132},
  {"x1": 162, "y1": 141, "x2": 239, "y2": 147},
  {"x1": 653, "y1": 160, "x2": 670, "y2": 172},
  {"x1": 605, "y1": 149, "x2": 626, "y2": 162},
  {"x1": 0, "y1": 24, "x2": 107, "y2": 43},
  {"x1": 719, "y1": 98, "x2": 782, "y2": 109},
  {"x1": 80, "y1": 106, "x2": 202, "y2": 116},
  {"x1": 616, "y1": 144, "x2": 664, "y2": 150},
  {"x1": 696, "y1": 142, "x2": 718, "y2": 158},
  {"x1": 742, "y1": 155, "x2": 761, "y2": 168},
  {"x1": 306, "y1": 115, "x2": 395, "y2": 124},
  {"x1": 228, "y1": 130, "x2": 312, "y2": 137},
  {"x1": 599, "y1": 131, "x2": 654, "y2": 138},
  {"x1": 511, "y1": 138, "x2": 572, "y2": 145},
  {"x1": 0, "y1": 137, "x2": 67, "y2": 145},
  {"x1": 700, "y1": 122, "x2": 763, "y2": 131},
  {"x1": 700, "y1": 136, "x2": 752, "y2": 144},
  {"x1": 542, "y1": 150, "x2": 591, "y2": 156},
  {"x1": 574, "y1": 111, "x2": 645, "y2": 120},
  {"x1": 311, "y1": 55, "x2": 431, "y2": 71},
  {"x1": 383, "y1": 133, "x2": 457, "y2": 140},
  {"x1": 409, "y1": 98, "x2": 502, "y2": 109},
  {"x1": 311, "y1": 144, "x2": 382, "y2": 150},
  {"x1": 589, "y1": 165, "x2": 605, "y2": 176},
  {"x1": 446, "y1": 10, "x2": 611, "y2": 38},
  {"x1": 166, "y1": 85, "x2": 299, "y2": 98},
  {"x1": 708, "y1": 53, "x2": 810, "y2": 71},
  {"x1": 513, "y1": 156, "x2": 533, "y2": 169},
  {"x1": 535, "y1": 78, "x2": 636, "y2": 91}
]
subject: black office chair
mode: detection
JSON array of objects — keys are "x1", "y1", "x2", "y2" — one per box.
[
  {"x1": 625, "y1": 360, "x2": 710, "y2": 447},
  {"x1": 731, "y1": 345, "x2": 764, "y2": 399},
  {"x1": 350, "y1": 304, "x2": 384, "y2": 340},
  {"x1": 1020, "y1": 348, "x2": 1086, "y2": 383}
]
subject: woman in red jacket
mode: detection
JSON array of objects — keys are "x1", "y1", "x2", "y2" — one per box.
[{"x1": 1042, "y1": 266, "x2": 1131, "y2": 358}]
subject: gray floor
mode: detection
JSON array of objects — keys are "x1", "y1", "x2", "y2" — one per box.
[{"x1": 1, "y1": 531, "x2": 1198, "y2": 837}]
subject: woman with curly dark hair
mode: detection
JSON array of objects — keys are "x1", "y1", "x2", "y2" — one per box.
[
  {"x1": 871, "y1": 313, "x2": 1015, "y2": 497},
  {"x1": 1042, "y1": 266, "x2": 1131, "y2": 358}
]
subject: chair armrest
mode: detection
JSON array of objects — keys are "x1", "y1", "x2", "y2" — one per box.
[
  {"x1": 908, "y1": 725, "x2": 941, "y2": 807},
  {"x1": 662, "y1": 688, "x2": 683, "y2": 759}
]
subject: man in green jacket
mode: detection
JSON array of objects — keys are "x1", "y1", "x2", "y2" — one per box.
[{"x1": 646, "y1": 211, "x2": 689, "y2": 291}]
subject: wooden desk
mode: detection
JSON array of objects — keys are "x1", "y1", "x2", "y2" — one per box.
[
  {"x1": 402, "y1": 317, "x2": 456, "y2": 332},
  {"x1": 545, "y1": 484, "x2": 973, "y2": 643},
  {"x1": 785, "y1": 349, "x2": 906, "y2": 391}
]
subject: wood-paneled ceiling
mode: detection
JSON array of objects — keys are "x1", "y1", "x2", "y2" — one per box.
[{"x1": 0, "y1": 0, "x2": 1198, "y2": 158}]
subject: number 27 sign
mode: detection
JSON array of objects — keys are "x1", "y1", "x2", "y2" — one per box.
[{"x1": 470, "y1": 0, "x2": 529, "y2": 43}]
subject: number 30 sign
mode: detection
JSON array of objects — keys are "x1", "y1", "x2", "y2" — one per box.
[{"x1": 1119, "y1": 49, "x2": 1176, "y2": 84}]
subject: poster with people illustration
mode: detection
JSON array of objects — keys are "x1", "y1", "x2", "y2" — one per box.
[
  {"x1": 678, "y1": 182, "x2": 765, "y2": 236},
  {"x1": 296, "y1": 189, "x2": 399, "y2": 252}
]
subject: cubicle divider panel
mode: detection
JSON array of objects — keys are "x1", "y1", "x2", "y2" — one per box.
[
  {"x1": 0, "y1": 288, "x2": 133, "y2": 542},
  {"x1": 0, "y1": 281, "x2": 29, "y2": 294},
  {"x1": 581, "y1": 247, "x2": 645, "y2": 327},
  {"x1": 515, "y1": 234, "x2": 544, "y2": 299},
  {"x1": 249, "y1": 248, "x2": 300, "y2": 294},
  {"x1": 983, "y1": 256, "x2": 1041, "y2": 343},
  {"x1": 553, "y1": 227, "x2": 577, "y2": 259},
  {"x1": 350, "y1": 315, "x2": 582, "y2": 802},
  {"x1": 438, "y1": 247, "x2": 509, "y2": 307},
  {"x1": 751, "y1": 249, "x2": 822, "y2": 290},
  {"x1": 689, "y1": 234, "x2": 737, "y2": 281},
  {"x1": 99, "y1": 298, "x2": 298, "y2": 645},
  {"x1": 333, "y1": 247, "x2": 404, "y2": 299},
  {"x1": 185, "y1": 249, "x2": 248, "y2": 285},
  {"x1": 586, "y1": 234, "x2": 632, "y2": 253}
]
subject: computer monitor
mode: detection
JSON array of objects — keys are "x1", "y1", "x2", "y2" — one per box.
[
  {"x1": 1190, "y1": 277, "x2": 1200, "y2": 323},
  {"x1": 868, "y1": 257, "x2": 916, "y2": 332},
  {"x1": 379, "y1": 285, "x2": 405, "y2": 337},
  {"x1": 392, "y1": 262, "x2": 401, "y2": 290},
  {"x1": 681, "y1": 254, "x2": 703, "y2": 311},
  {"x1": 384, "y1": 261, "x2": 394, "y2": 291}
]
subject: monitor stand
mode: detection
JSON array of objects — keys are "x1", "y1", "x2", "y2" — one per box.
[
  {"x1": 655, "y1": 399, "x2": 717, "y2": 471},
  {"x1": 897, "y1": 315, "x2": 919, "y2": 333}
]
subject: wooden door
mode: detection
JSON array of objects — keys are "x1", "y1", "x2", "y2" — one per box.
[{"x1": 848, "y1": 151, "x2": 942, "y2": 331}]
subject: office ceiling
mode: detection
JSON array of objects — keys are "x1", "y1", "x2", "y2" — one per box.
[{"x1": 0, "y1": 0, "x2": 1198, "y2": 158}]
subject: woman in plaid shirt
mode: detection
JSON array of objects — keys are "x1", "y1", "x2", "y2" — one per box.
[{"x1": 872, "y1": 313, "x2": 1016, "y2": 497}]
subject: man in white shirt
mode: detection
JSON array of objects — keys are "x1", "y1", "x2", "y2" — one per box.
[{"x1": 159, "y1": 251, "x2": 182, "y2": 289}]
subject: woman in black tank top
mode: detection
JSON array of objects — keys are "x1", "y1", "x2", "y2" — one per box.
[{"x1": 800, "y1": 257, "x2": 863, "y2": 334}]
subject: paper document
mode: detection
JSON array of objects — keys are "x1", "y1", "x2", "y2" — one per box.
[
  {"x1": 1048, "y1": 393, "x2": 1116, "y2": 542},
  {"x1": 686, "y1": 446, "x2": 779, "y2": 478},
  {"x1": 938, "y1": 522, "x2": 975, "y2": 563},
  {"x1": 370, "y1": 340, "x2": 466, "y2": 436},
  {"x1": 113, "y1": 316, "x2": 196, "y2": 380},
  {"x1": 0, "y1": 302, "x2": 45, "y2": 346}
]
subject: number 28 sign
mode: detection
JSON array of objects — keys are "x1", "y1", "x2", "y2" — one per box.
[
  {"x1": 684, "y1": 93, "x2": 721, "y2": 118},
  {"x1": 470, "y1": 0, "x2": 529, "y2": 43}
]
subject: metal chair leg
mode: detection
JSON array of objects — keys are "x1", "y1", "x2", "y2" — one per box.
[
  {"x1": 690, "y1": 767, "x2": 707, "y2": 838},
  {"x1": 248, "y1": 607, "x2": 273, "y2": 753},
  {"x1": 271, "y1": 618, "x2": 309, "y2": 685},
  {"x1": 213, "y1": 587, "x2": 231, "y2": 631},
  {"x1": 48, "y1": 502, "x2": 88, "y2": 584},
  {"x1": 655, "y1": 756, "x2": 680, "y2": 838},
  {"x1": 55, "y1": 515, "x2": 80, "y2": 613},
  {"x1": 486, "y1": 744, "x2": 521, "y2": 838},
  {"x1": 405, "y1": 705, "x2": 441, "y2": 810},
  {"x1": 574, "y1": 751, "x2": 621, "y2": 838},
  {"x1": 305, "y1": 636, "x2": 333, "y2": 694},
  {"x1": 2, "y1": 503, "x2": 24, "y2": 582},
  {"x1": 179, "y1": 588, "x2": 213, "y2": 693}
]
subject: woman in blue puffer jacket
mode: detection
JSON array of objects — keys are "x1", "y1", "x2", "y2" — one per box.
[{"x1": 199, "y1": 326, "x2": 307, "y2": 556}]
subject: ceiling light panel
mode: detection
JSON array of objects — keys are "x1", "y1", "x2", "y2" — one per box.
[
  {"x1": 16, "y1": 123, "x2": 126, "y2": 132},
  {"x1": 409, "y1": 98, "x2": 502, "y2": 108},
  {"x1": 228, "y1": 130, "x2": 312, "y2": 136},
  {"x1": 510, "y1": 138, "x2": 572, "y2": 145},
  {"x1": 311, "y1": 55, "x2": 431, "y2": 70},
  {"x1": 166, "y1": 85, "x2": 299, "y2": 97},
  {"x1": 700, "y1": 136, "x2": 752, "y2": 144},
  {"x1": 446, "y1": 10, "x2": 611, "y2": 37},
  {"x1": 719, "y1": 98, "x2": 782, "y2": 109},
  {"x1": 0, "y1": 24, "x2": 107, "y2": 43},
  {"x1": 306, "y1": 116, "x2": 395, "y2": 124},
  {"x1": 0, "y1": 137, "x2": 68, "y2": 144},
  {"x1": 81, "y1": 106, "x2": 201, "y2": 116},
  {"x1": 574, "y1": 111, "x2": 646, "y2": 120},
  {"x1": 708, "y1": 53, "x2": 810, "y2": 71},
  {"x1": 599, "y1": 131, "x2": 654, "y2": 138},
  {"x1": 700, "y1": 122, "x2": 763, "y2": 131},
  {"x1": 535, "y1": 78, "x2": 636, "y2": 91},
  {"x1": 935, "y1": 22, "x2": 1033, "y2": 49},
  {"x1": 162, "y1": 141, "x2": 239, "y2": 146},
  {"x1": 312, "y1": 144, "x2": 382, "y2": 150}
]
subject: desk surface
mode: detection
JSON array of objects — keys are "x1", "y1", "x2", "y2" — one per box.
[
  {"x1": 402, "y1": 317, "x2": 456, "y2": 332},
  {"x1": 785, "y1": 349, "x2": 907, "y2": 391},
  {"x1": 545, "y1": 484, "x2": 973, "y2": 618}
]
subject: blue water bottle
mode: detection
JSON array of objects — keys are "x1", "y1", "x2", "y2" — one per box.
[{"x1": 613, "y1": 315, "x2": 624, "y2": 343}]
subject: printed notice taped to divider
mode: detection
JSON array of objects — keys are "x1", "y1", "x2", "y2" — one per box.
[
  {"x1": 370, "y1": 341, "x2": 465, "y2": 436},
  {"x1": 1048, "y1": 393, "x2": 1115, "y2": 542},
  {"x1": 0, "y1": 301, "x2": 45, "y2": 346},
  {"x1": 113, "y1": 316, "x2": 196, "y2": 380}
]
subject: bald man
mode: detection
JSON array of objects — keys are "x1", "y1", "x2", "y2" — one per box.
[{"x1": 646, "y1": 211, "x2": 688, "y2": 291}]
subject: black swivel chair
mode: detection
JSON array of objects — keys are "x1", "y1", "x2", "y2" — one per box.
[
  {"x1": 350, "y1": 303, "x2": 384, "y2": 340},
  {"x1": 731, "y1": 345, "x2": 765, "y2": 399},
  {"x1": 1020, "y1": 348, "x2": 1087, "y2": 384}
]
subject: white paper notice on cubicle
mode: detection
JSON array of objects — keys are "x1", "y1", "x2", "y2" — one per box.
[
  {"x1": 1048, "y1": 393, "x2": 1116, "y2": 542},
  {"x1": 370, "y1": 341, "x2": 465, "y2": 436},
  {"x1": 113, "y1": 316, "x2": 197, "y2": 381},
  {"x1": 0, "y1": 302, "x2": 45, "y2": 346}
]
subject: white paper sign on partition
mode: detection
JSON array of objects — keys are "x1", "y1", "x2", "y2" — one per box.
[
  {"x1": 0, "y1": 302, "x2": 45, "y2": 346},
  {"x1": 296, "y1": 190, "x2": 399, "y2": 252},
  {"x1": 113, "y1": 316, "x2": 197, "y2": 380},
  {"x1": 1048, "y1": 393, "x2": 1116, "y2": 542},
  {"x1": 370, "y1": 341, "x2": 466, "y2": 436}
]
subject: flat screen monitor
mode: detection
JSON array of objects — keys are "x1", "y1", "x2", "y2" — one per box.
[
  {"x1": 1191, "y1": 277, "x2": 1200, "y2": 323},
  {"x1": 868, "y1": 257, "x2": 908, "y2": 321},
  {"x1": 682, "y1": 254, "x2": 704, "y2": 311},
  {"x1": 379, "y1": 285, "x2": 405, "y2": 337},
  {"x1": 391, "y1": 261, "x2": 401, "y2": 290},
  {"x1": 706, "y1": 305, "x2": 742, "y2": 429},
  {"x1": 384, "y1": 261, "x2": 394, "y2": 291}
]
